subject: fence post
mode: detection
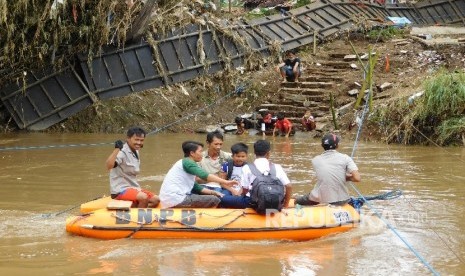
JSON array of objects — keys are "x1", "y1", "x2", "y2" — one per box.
[{"x1": 313, "y1": 30, "x2": 317, "y2": 55}]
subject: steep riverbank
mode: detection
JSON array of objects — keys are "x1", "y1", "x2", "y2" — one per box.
[
  {"x1": 1, "y1": 27, "x2": 464, "y2": 146},
  {"x1": 46, "y1": 27, "x2": 465, "y2": 146}
]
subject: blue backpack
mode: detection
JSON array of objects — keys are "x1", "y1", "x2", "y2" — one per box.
[{"x1": 248, "y1": 163, "x2": 285, "y2": 214}]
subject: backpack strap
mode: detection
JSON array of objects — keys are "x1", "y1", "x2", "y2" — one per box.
[
  {"x1": 269, "y1": 163, "x2": 276, "y2": 177},
  {"x1": 227, "y1": 159, "x2": 234, "y2": 180},
  {"x1": 248, "y1": 162, "x2": 276, "y2": 177},
  {"x1": 248, "y1": 162, "x2": 261, "y2": 177},
  {"x1": 225, "y1": 160, "x2": 247, "y2": 180}
]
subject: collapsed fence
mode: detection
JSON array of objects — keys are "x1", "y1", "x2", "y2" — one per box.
[{"x1": 1, "y1": 0, "x2": 464, "y2": 130}]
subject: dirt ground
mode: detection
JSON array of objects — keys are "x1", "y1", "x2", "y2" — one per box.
[{"x1": 19, "y1": 26, "x2": 465, "y2": 141}]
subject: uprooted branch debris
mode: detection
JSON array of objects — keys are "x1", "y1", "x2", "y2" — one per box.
[{"x1": 0, "y1": 0, "x2": 276, "y2": 89}]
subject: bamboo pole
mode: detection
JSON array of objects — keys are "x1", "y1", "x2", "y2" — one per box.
[
  {"x1": 330, "y1": 92, "x2": 339, "y2": 130},
  {"x1": 313, "y1": 30, "x2": 317, "y2": 55},
  {"x1": 126, "y1": 0, "x2": 158, "y2": 42}
]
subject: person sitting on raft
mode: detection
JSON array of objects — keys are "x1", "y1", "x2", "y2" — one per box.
[
  {"x1": 159, "y1": 141, "x2": 239, "y2": 208},
  {"x1": 197, "y1": 131, "x2": 233, "y2": 195},
  {"x1": 219, "y1": 140, "x2": 292, "y2": 209},
  {"x1": 106, "y1": 126, "x2": 160, "y2": 208},
  {"x1": 221, "y1": 142, "x2": 249, "y2": 196},
  {"x1": 294, "y1": 133, "x2": 361, "y2": 206}
]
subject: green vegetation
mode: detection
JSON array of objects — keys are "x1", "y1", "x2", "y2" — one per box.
[
  {"x1": 420, "y1": 71, "x2": 465, "y2": 119},
  {"x1": 295, "y1": 0, "x2": 312, "y2": 8},
  {"x1": 220, "y1": 0, "x2": 245, "y2": 7},
  {"x1": 416, "y1": 70, "x2": 465, "y2": 144},
  {"x1": 367, "y1": 26, "x2": 406, "y2": 42},
  {"x1": 437, "y1": 117, "x2": 465, "y2": 145},
  {"x1": 243, "y1": 0, "x2": 312, "y2": 20},
  {"x1": 369, "y1": 70, "x2": 465, "y2": 146},
  {"x1": 352, "y1": 46, "x2": 378, "y2": 111},
  {"x1": 244, "y1": 8, "x2": 278, "y2": 20},
  {"x1": 0, "y1": 1, "x2": 150, "y2": 86}
]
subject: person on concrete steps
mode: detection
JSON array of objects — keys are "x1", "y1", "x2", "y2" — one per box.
[{"x1": 276, "y1": 50, "x2": 301, "y2": 83}]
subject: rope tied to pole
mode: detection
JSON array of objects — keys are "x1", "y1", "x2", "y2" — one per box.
[
  {"x1": 347, "y1": 47, "x2": 440, "y2": 275},
  {"x1": 41, "y1": 195, "x2": 105, "y2": 218},
  {"x1": 349, "y1": 189, "x2": 403, "y2": 211}
]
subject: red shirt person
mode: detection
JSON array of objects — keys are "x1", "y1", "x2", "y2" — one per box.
[{"x1": 273, "y1": 113, "x2": 294, "y2": 137}]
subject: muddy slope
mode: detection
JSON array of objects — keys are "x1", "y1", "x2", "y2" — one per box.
[{"x1": 2, "y1": 29, "x2": 464, "y2": 144}]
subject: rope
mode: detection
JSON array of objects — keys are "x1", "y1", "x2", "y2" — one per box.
[
  {"x1": 400, "y1": 193, "x2": 465, "y2": 264},
  {"x1": 349, "y1": 189, "x2": 403, "y2": 210},
  {"x1": 0, "y1": 85, "x2": 246, "y2": 152},
  {"x1": 0, "y1": 142, "x2": 112, "y2": 152},
  {"x1": 147, "y1": 84, "x2": 245, "y2": 135},
  {"x1": 68, "y1": 213, "x2": 92, "y2": 225},
  {"x1": 41, "y1": 195, "x2": 105, "y2": 218},
  {"x1": 360, "y1": 189, "x2": 402, "y2": 201},
  {"x1": 350, "y1": 182, "x2": 440, "y2": 275},
  {"x1": 347, "y1": 63, "x2": 440, "y2": 275},
  {"x1": 111, "y1": 213, "x2": 156, "y2": 238},
  {"x1": 154, "y1": 210, "x2": 246, "y2": 231},
  {"x1": 111, "y1": 209, "x2": 247, "y2": 238},
  {"x1": 352, "y1": 189, "x2": 403, "y2": 202},
  {"x1": 382, "y1": 112, "x2": 465, "y2": 264}
]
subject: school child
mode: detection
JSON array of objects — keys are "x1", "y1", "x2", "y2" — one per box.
[
  {"x1": 221, "y1": 143, "x2": 249, "y2": 197},
  {"x1": 301, "y1": 110, "x2": 316, "y2": 131},
  {"x1": 219, "y1": 140, "x2": 292, "y2": 211},
  {"x1": 258, "y1": 110, "x2": 276, "y2": 136}
]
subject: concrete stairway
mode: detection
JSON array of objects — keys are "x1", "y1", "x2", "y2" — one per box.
[{"x1": 257, "y1": 58, "x2": 356, "y2": 131}]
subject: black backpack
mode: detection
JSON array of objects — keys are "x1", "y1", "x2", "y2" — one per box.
[{"x1": 248, "y1": 163, "x2": 285, "y2": 214}]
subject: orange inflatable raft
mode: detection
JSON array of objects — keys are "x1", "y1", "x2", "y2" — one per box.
[{"x1": 66, "y1": 197, "x2": 360, "y2": 240}]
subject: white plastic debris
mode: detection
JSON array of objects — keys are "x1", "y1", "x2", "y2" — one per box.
[
  {"x1": 180, "y1": 85, "x2": 189, "y2": 96},
  {"x1": 408, "y1": 91, "x2": 424, "y2": 105}
]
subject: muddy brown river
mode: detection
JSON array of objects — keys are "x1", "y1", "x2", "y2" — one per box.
[{"x1": 0, "y1": 132, "x2": 464, "y2": 275}]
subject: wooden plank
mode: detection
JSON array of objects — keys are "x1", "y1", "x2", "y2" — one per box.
[{"x1": 107, "y1": 199, "x2": 133, "y2": 210}]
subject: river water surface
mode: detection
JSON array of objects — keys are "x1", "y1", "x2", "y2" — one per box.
[{"x1": 0, "y1": 132, "x2": 464, "y2": 275}]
